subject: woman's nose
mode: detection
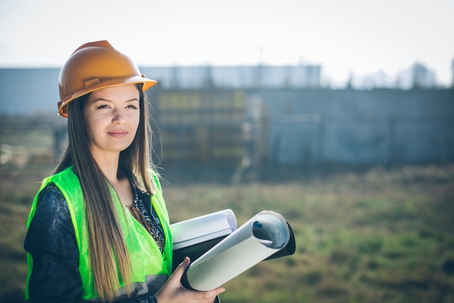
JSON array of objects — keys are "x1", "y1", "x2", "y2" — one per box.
[{"x1": 112, "y1": 108, "x2": 127, "y2": 124}]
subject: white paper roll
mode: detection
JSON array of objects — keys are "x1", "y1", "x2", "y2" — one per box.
[{"x1": 185, "y1": 210, "x2": 290, "y2": 291}]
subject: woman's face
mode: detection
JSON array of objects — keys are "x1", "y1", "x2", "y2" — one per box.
[{"x1": 84, "y1": 85, "x2": 140, "y2": 158}]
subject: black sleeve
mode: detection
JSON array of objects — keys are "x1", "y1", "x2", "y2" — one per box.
[{"x1": 24, "y1": 184, "x2": 82, "y2": 303}]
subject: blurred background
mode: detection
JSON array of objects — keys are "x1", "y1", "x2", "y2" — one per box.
[{"x1": 0, "y1": 0, "x2": 453, "y2": 302}]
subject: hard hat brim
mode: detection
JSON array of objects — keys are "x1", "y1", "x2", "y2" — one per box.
[{"x1": 58, "y1": 75, "x2": 156, "y2": 117}]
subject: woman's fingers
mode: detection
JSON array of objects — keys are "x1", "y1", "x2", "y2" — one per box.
[
  {"x1": 156, "y1": 256, "x2": 225, "y2": 303},
  {"x1": 173, "y1": 256, "x2": 191, "y2": 279}
]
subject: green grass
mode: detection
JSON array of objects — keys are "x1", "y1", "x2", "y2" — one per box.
[
  {"x1": 0, "y1": 163, "x2": 56, "y2": 302},
  {"x1": 1, "y1": 163, "x2": 453, "y2": 302},
  {"x1": 163, "y1": 164, "x2": 454, "y2": 303}
]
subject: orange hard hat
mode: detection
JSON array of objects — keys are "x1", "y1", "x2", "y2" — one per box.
[{"x1": 57, "y1": 40, "x2": 157, "y2": 117}]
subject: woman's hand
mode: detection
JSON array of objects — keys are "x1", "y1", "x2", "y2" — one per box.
[{"x1": 155, "y1": 257, "x2": 225, "y2": 303}]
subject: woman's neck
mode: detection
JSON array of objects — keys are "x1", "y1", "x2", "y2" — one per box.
[
  {"x1": 92, "y1": 151, "x2": 134, "y2": 206},
  {"x1": 91, "y1": 150, "x2": 121, "y2": 185}
]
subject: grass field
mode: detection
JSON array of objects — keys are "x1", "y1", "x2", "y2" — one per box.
[{"x1": 0, "y1": 162, "x2": 453, "y2": 303}]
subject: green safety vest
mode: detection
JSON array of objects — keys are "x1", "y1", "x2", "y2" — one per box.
[{"x1": 25, "y1": 166, "x2": 173, "y2": 300}]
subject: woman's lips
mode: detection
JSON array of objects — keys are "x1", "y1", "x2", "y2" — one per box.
[{"x1": 107, "y1": 130, "x2": 128, "y2": 138}]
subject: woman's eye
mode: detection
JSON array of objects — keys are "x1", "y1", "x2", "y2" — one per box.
[
  {"x1": 96, "y1": 104, "x2": 110, "y2": 109},
  {"x1": 126, "y1": 105, "x2": 138, "y2": 109}
]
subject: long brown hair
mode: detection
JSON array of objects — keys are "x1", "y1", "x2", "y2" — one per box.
[{"x1": 55, "y1": 84, "x2": 158, "y2": 301}]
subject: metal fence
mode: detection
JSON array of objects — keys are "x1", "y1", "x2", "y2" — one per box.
[{"x1": 1, "y1": 88, "x2": 453, "y2": 169}]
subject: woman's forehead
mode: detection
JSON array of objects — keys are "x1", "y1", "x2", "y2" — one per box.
[{"x1": 89, "y1": 85, "x2": 140, "y2": 100}]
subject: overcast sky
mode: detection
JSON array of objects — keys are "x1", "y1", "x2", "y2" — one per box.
[{"x1": 0, "y1": 0, "x2": 453, "y2": 86}]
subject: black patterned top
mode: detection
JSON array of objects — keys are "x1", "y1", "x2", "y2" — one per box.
[{"x1": 131, "y1": 186, "x2": 166, "y2": 253}]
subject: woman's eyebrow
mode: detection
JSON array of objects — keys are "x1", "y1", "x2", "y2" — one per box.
[
  {"x1": 125, "y1": 98, "x2": 139, "y2": 102},
  {"x1": 91, "y1": 98, "x2": 139, "y2": 103},
  {"x1": 92, "y1": 98, "x2": 113, "y2": 103}
]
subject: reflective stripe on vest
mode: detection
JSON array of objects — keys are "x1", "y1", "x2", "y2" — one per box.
[{"x1": 25, "y1": 166, "x2": 173, "y2": 300}]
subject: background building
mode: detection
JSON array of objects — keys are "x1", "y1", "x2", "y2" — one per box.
[{"x1": 1, "y1": 64, "x2": 453, "y2": 169}]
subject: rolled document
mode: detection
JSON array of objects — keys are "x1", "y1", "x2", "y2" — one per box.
[
  {"x1": 172, "y1": 209, "x2": 237, "y2": 251},
  {"x1": 171, "y1": 209, "x2": 237, "y2": 271},
  {"x1": 181, "y1": 210, "x2": 290, "y2": 291}
]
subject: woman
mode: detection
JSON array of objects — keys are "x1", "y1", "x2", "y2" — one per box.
[{"x1": 24, "y1": 40, "x2": 225, "y2": 303}]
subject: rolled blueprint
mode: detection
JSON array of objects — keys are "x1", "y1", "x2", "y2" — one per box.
[{"x1": 181, "y1": 210, "x2": 290, "y2": 291}]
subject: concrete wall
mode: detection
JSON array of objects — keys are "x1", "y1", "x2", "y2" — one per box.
[
  {"x1": 250, "y1": 89, "x2": 454, "y2": 165},
  {"x1": 0, "y1": 68, "x2": 60, "y2": 114}
]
